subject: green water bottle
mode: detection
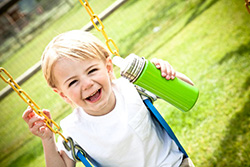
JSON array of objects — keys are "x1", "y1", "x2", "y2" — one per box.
[{"x1": 112, "y1": 53, "x2": 199, "y2": 112}]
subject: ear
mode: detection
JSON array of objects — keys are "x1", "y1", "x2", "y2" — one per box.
[
  {"x1": 106, "y1": 57, "x2": 115, "y2": 79},
  {"x1": 53, "y1": 88, "x2": 72, "y2": 104}
]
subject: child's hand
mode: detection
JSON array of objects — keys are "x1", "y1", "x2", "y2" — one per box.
[
  {"x1": 22, "y1": 107, "x2": 53, "y2": 140},
  {"x1": 151, "y1": 58, "x2": 176, "y2": 80}
]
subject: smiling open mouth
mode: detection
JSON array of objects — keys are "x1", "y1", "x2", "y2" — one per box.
[{"x1": 85, "y1": 89, "x2": 101, "y2": 103}]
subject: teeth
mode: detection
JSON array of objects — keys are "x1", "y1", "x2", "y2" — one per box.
[{"x1": 86, "y1": 90, "x2": 98, "y2": 99}]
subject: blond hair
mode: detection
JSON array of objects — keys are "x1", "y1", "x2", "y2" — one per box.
[{"x1": 41, "y1": 30, "x2": 112, "y2": 88}]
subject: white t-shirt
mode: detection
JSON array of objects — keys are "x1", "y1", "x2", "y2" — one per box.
[{"x1": 57, "y1": 78, "x2": 183, "y2": 167}]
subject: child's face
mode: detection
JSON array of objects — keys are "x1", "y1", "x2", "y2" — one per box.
[{"x1": 53, "y1": 57, "x2": 115, "y2": 116}]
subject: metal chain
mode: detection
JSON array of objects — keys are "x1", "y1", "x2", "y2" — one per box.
[
  {"x1": 1, "y1": 1, "x2": 121, "y2": 164},
  {"x1": 63, "y1": 137, "x2": 88, "y2": 162},
  {"x1": 0, "y1": 68, "x2": 96, "y2": 165},
  {"x1": 79, "y1": 0, "x2": 121, "y2": 57},
  {"x1": 0, "y1": 67, "x2": 68, "y2": 142},
  {"x1": 0, "y1": 0, "x2": 106, "y2": 147}
]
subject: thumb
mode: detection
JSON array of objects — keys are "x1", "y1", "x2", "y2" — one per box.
[{"x1": 42, "y1": 109, "x2": 52, "y2": 119}]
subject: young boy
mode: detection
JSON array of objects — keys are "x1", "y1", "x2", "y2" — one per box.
[{"x1": 22, "y1": 30, "x2": 195, "y2": 167}]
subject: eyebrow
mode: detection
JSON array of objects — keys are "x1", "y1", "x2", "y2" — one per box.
[
  {"x1": 64, "y1": 76, "x2": 77, "y2": 86},
  {"x1": 63, "y1": 62, "x2": 99, "y2": 85},
  {"x1": 86, "y1": 63, "x2": 98, "y2": 72}
]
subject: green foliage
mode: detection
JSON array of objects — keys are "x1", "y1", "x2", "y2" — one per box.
[{"x1": 0, "y1": 0, "x2": 249, "y2": 166}]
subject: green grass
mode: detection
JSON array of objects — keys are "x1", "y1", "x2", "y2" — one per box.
[
  {"x1": 0, "y1": 0, "x2": 250, "y2": 166},
  {"x1": 0, "y1": 0, "x2": 115, "y2": 90}
]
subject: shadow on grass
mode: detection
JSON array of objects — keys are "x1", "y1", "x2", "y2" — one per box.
[
  {"x1": 218, "y1": 41, "x2": 250, "y2": 64},
  {"x1": 207, "y1": 88, "x2": 250, "y2": 166},
  {"x1": 122, "y1": 0, "x2": 138, "y2": 9},
  {"x1": 185, "y1": 0, "x2": 218, "y2": 26},
  {"x1": 119, "y1": 1, "x2": 179, "y2": 57},
  {"x1": 7, "y1": 143, "x2": 43, "y2": 167},
  {"x1": 243, "y1": 76, "x2": 250, "y2": 90},
  {"x1": 144, "y1": 0, "x2": 218, "y2": 58},
  {"x1": 207, "y1": 46, "x2": 250, "y2": 166}
]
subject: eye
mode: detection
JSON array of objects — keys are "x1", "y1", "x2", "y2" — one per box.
[
  {"x1": 88, "y1": 68, "x2": 98, "y2": 74},
  {"x1": 69, "y1": 80, "x2": 77, "y2": 87}
]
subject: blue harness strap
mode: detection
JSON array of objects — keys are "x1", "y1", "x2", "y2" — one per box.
[
  {"x1": 77, "y1": 151, "x2": 94, "y2": 167},
  {"x1": 63, "y1": 137, "x2": 101, "y2": 167},
  {"x1": 76, "y1": 150, "x2": 101, "y2": 167},
  {"x1": 143, "y1": 98, "x2": 189, "y2": 158},
  {"x1": 64, "y1": 95, "x2": 188, "y2": 167}
]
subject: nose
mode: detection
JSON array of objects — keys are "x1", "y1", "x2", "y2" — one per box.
[{"x1": 81, "y1": 77, "x2": 94, "y2": 91}]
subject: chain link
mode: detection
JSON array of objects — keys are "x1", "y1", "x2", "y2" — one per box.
[
  {"x1": 0, "y1": 67, "x2": 68, "y2": 142},
  {"x1": 1, "y1": 0, "x2": 122, "y2": 163},
  {"x1": 63, "y1": 137, "x2": 87, "y2": 161},
  {"x1": 79, "y1": 0, "x2": 120, "y2": 57}
]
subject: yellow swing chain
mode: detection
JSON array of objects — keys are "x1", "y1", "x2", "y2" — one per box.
[
  {"x1": 0, "y1": 67, "x2": 68, "y2": 142},
  {"x1": 0, "y1": 0, "x2": 120, "y2": 163},
  {"x1": 79, "y1": 0, "x2": 120, "y2": 57},
  {"x1": 0, "y1": 68, "x2": 92, "y2": 163},
  {"x1": 0, "y1": 0, "x2": 121, "y2": 143}
]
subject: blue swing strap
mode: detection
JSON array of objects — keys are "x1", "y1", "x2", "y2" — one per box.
[
  {"x1": 143, "y1": 98, "x2": 189, "y2": 158},
  {"x1": 63, "y1": 137, "x2": 101, "y2": 167},
  {"x1": 61, "y1": 88, "x2": 188, "y2": 167}
]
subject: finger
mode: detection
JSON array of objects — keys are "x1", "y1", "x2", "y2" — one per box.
[
  {"x1": 165, "y1": 61, "x2": 172, "y2": 80},
  {"x1": 30, "y1": 121, "x2": 43, "y2": 133},
  {"x1": 28, "y1": 116, "x2": 44, "y2": 129},
  {"x1": 158, "y1": 60, "x2": 167, "y2": 78},
  {"x1": 42, "y1": 109, "x2": 51, "y2": 119},
  {"x1": 22, "y1": 106, "x2": 34, "y2": 123},
  {"x1": 151, "y1": 58, "x2": 161, "y2": 69},
  {"x1": 39, "y1": 126, "x2": 50, "y2": 137},
  {"x1": 30, "y1": 121, "x2": 46, "y2": 136},
  {"x1": 170, "y1": 66, "x2": 176, "y2": 79},
  {"x1": 42, "y1": 109, "x2": 53, "y2": 127},
  {"x1": 28, "y1": 112, "x2": 35, "y2": 119},
  {"x1": 39, "y1": 126, "x2": 46, "y2": 133}
]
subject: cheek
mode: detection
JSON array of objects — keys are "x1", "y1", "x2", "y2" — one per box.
[
  {"x1": 72, "y1": 87, "x2": 81, "y2": 97},
  {"x1": 98, "y1": 72, "x2": 111, "y2": 83},
  {"x1": 104, "y1": 74, "x2": 113, "y2": 87},
  {"x1": 65, "y1": 87, "x2": 80, "y2": 100},
  {"x1": 97, "y1": 74, "x2": 112, "y2": 92}
]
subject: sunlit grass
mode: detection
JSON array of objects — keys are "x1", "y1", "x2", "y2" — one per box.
[{"x1": 0, "y1": 0, "x2": 249, "y2": 166}]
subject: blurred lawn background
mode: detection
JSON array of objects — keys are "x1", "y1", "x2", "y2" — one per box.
[{"x1": 0, "y1": 0, "x2": 250, "y2": 166}]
